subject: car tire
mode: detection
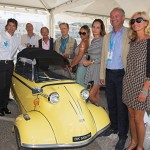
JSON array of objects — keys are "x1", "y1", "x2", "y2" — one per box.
[{"x1": 14, "y1": 126, "x2": 32, "y2": 150}]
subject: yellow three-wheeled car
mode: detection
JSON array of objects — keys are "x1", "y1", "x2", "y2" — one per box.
[{"x1": 12, "y1": 48, "x2": 110, "y2": 149}]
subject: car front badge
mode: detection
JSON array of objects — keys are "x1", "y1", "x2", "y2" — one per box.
[{"x1": 79, "y1": 118, "x2": 85, "y2": 123}]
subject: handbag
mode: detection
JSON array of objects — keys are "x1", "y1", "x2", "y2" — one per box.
[
  {"x1": 144, "y1": 112, "x2": 150, "y2": 124},
  {"x1": 72, "y1": 65, "x2": 78, "y2": 73},
  {"x1": 146, "y1": 39, "x2": 150, "y2": 78},
  {"x1": 143, "y1": 112, "x2": 150, "y2": 150}
]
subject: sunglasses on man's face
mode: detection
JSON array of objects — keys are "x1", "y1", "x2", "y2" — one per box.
[
  {"x1": 79, "y1": 32, "x2": 86, "y2": 35},
  {"x1": 130, "y1": 17, "x2": 146, "y2": 25}
]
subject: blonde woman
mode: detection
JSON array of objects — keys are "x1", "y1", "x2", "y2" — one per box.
[
  {"x1": 123, "y1": 11, "x2": 150, "y2": 150},
  {"x1": 70, "y1": 25, "x2": 90, "y2": 87}
]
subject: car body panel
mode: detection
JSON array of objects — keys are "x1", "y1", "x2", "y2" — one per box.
[
  {"x1": 15, "y1": 111, "x2": 56, "y2": 145},
  {"x1": 87, "y1": 104, "x2": 110, "y2": 131}
]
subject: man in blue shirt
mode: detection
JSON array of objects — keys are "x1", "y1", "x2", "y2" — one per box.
[{"x1": 100, "y1": 7, "x2": 130, "y2": 150}]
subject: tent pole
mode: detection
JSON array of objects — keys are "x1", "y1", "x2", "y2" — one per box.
[
  {"x1": 49, "y1": 11, "x2": 55, "y2": 38},
  {"x1": 39, "y1": 0, "x2": 54, "y2": 37}
]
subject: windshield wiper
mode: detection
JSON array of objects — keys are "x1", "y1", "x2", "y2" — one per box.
[{"x1": 39, "y1": 76, "x2": 59, "y2": 81}]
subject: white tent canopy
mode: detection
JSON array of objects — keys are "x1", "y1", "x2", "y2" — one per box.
[
  {"x1": 0, "y1": 0, "x2": 150, "y2": 18},
  {"x1": 0, "y1": 0, "x2": 150, "y2": 38}
]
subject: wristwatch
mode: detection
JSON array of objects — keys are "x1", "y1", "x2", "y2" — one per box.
[{"x1": 91, "y1": 60, "x2": 95, "y2": 64}]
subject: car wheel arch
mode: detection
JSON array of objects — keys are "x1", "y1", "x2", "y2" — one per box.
[{"x1": 14, "y1": 126, "x2": 32, "y2": 150}]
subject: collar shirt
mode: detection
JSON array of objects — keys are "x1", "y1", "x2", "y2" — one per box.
[
  {"x1": 0, "y1": 31, "x2": 24, "y2": 60},
  {"x1": 60, "y1": 35, "x2": 69, "y2": 54},
  {"x1": 42, "y1": 39, "x2": 50, "y2": 50},
  {"x1": 62, "y1": 35, "x2": 68, "y2": 39},
  {"x1": 106, "y1": 27, "x2": 124, "y2": 69},
  {"x1": 27, "y1": 34, "x2": 36, "y2": 45}
]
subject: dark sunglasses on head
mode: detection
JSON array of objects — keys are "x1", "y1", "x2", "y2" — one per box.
[
  {"x1": 130, "y1": 17, "x2": 146, "y2": 25},
  {"x1": 79, "y1": 32, "x2": 86, "y2": 35}
]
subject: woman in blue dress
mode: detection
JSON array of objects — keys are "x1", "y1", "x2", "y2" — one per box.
[{"x1": 70, "y1": 25, "x2": 90, "y2": 87}]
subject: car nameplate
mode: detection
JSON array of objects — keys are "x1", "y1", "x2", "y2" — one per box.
[{"x1": 73, "y1": 132, "x2": 91, "y2": 142}]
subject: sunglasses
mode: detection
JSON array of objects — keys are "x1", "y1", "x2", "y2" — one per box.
[
  {"x1": 79, "y1": 32, "x2": 86, "y2": 35},
  {"x1": 130, "y1": 17, "x2": 146, "y2": 25}
]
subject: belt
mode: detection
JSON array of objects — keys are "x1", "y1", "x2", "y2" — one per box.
[
  {"x1": 0, "y1": 60, "x2": 13, "y2": 64},
  {"x1": 106, "y1": 68, "x2": 124, "y2": 73}
]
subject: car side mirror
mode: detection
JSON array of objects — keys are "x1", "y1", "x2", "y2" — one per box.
[{"x1": 32, "y1": 87, "x2": 43, "y2": 94}]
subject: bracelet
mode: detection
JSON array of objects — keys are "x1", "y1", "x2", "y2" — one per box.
[{"x1": 140, "y1": 90, "x2": 148, "y2": 95}]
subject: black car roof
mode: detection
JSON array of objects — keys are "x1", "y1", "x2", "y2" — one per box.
[{"x1": 17, "y1": 48, "x2": 69, "y2": 66}]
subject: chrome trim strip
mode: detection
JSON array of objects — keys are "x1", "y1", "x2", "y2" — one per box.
[
  {"x1": 41, "y1": 82, "x2": 76, "y2": 88},
  {"x1": 21, "y1": 124, "x2": 110, "y2": 148},
  {"x1": 13, "y1": 75, "x2": 33, "y2": 90},
  {"x1": 76, "y1": 99, "x2": 83, "y2": 115},
  {"x1": 64, "y1": 86, "x2": 84, "y2": 115},
  {"x1": 69, "y1": 101, "x2": 78, "y2": 115}
]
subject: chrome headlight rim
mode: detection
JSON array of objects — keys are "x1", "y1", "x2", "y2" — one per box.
[
  {"x1": 80, "y1": 89, "x2": 89, "y2": 100},
  {"x1": 48, "y1": 92, "x2": 59, "y2": 104}
]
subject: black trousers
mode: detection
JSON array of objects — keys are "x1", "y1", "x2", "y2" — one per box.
[
  {"x1": 106, "y1": 69, "x2": 129, "y2": 138},
  {"x1": 0, "y1": 61, "x2": 14, "y2": 108}
]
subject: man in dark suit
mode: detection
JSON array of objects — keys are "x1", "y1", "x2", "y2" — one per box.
[{"x1": 38, "y1": 27, "x2": 53, "y2": 50}]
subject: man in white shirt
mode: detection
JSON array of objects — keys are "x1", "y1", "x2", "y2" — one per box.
[
  {"x1": 21, "y1": 23, "x2": 41, "y2": 48},
  {"x1": 0, "y1": 18, "x2": 24, "y2": 116}
]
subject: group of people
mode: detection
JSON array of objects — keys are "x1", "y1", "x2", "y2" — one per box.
[
  {"x1": 100, "y1": 8, "x2": 150, "y2": 150},
  {"x1": 0, "y1": 6, "x2": 150, "y2": 150},
  {"x1": 21, "y1": 23, "x2": 53, "y2": 50}
]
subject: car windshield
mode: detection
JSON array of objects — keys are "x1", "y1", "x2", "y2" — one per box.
[
  {"x1": 34, "y1": 64, "x2": 73, "y2": 83},
  {"x1": 15, "y1": 48, "x2": 74, "y2": 82}
]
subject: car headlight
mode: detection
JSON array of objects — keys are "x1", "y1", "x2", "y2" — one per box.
[
  {"x1": 80, "y1": 89, "x2": 89, "y2": 100},
  {"x1": 48, "y1": 92, "x2": 59, "y2": 104}
]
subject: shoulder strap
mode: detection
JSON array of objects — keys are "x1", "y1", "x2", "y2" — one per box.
[{"x1": 146, "y1": 39, "x2": 150, "y2": 78}]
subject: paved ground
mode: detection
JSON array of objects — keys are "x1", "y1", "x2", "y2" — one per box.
[{"x1": 0, "y1": 89, "x2": 149, "y2": 150}]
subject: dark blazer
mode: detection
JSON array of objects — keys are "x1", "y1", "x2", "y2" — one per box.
[
  {"x1": 146, "y1": 39, "x2": 150, "y2": 78},
  {"x1": 38, "y1": 38, "x2": 53, "y2": 50}
]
